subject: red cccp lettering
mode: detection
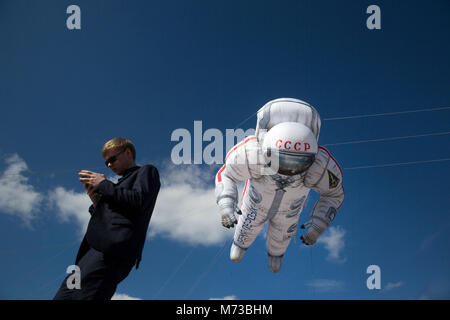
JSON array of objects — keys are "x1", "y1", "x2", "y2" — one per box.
[
  {"x1": 275, "y1": 139, "x2": 282, "y2": 148},
  {"x1": 304, "y1": 143, "x2": 310, "y2": 152},
  {"x1": 275, "y1": 140, "x2": 311, "y2": 151}
]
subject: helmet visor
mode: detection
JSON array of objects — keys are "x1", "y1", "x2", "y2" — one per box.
[{"x1": 269, "y1": 150, "x2": 315, "y2": 176}]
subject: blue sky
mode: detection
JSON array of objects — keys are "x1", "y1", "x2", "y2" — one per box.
[{"x1": 0, "y1": 0, "x2": 449, "y2": 300}]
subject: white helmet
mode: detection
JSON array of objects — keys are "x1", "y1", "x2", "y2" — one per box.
[{"x1": 262, "y1": 122, "x2": 318, "y2": 176}]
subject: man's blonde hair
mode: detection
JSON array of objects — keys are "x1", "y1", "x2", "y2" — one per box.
[{"x1": 102, "y1": 137, "x2": 136, "y2": 160}]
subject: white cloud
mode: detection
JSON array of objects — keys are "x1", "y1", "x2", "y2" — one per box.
[
  {"x1": 316, "y1": 226, "x2": 346, "y2": 263},
  {"x1": 48, "y1": 187, "x2": 91, "y2": 237},
  {"x1": 209, "y1": 295, "x2": 238, "y2": 300},
  {"x1": 111, "y1": 293, "x2": 141, "y2": 300},
  {"x1": 384, "y1": 281, "x2": 404, "y2": 291},
  {"x1": 0, "y1": 154, "x2": 43, "y2": 226},
  {"x1": 149, "y1": 165, "x2": 234, "y2": 246},
  {"x1": 305, "y1": 279, "x2": 344, "y2": 292}
]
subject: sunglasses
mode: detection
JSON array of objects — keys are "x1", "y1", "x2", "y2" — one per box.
[{"x1": 105, "y1": 150, "x2": 125, "y2": 167}]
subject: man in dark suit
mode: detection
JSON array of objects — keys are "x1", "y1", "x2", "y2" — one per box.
[{"x1": 54, "y1": 137, "x2": 160, "y2": 300}]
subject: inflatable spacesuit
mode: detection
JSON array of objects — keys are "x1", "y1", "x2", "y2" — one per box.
[{"x1": 215, "y1": 98, "x2": 344, "y2": 273}]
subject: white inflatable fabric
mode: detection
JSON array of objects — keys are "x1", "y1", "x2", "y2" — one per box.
[
  {"x1": 215, "y1": 137, "x2": 344, "y2": 268},
  {"x1": 255, "y1": 98, "x2": 322, "y2": 142}
]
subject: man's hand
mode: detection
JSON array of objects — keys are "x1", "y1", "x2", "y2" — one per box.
[
  {"x1": 83, "y1": 182, "x2": 99, "y2": 207},
  {"x1": 78, "y1": 170, "x2": 106, "y2": 189},
  {"x1": 79, "y1": 170, "x2": 105, "y2": 208}
]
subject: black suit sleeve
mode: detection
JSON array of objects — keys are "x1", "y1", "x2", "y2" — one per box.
[{"x1": 96, "y1": 165, "x2": 160, "y2": 212}]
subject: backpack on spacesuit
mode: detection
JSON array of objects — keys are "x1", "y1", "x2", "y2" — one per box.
[{"x1": 255, "y1": 98, "x2": 322, "y2": 143}]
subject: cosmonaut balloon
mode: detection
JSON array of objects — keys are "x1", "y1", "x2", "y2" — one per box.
[{"x1": 215, "y1": 98, "x2": 345, "y2": 273}]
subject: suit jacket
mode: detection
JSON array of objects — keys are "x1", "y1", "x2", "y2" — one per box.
[{"x1": 75, "y1": 165, "x2": 160, "y2": 268}]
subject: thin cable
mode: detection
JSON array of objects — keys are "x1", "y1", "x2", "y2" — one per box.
[
  {"x1": 323, "y1": 131, "x2": 450, "y2": 147},
  {"x1": 10, "y1": 241, "x2": 79, "y2": 298},
  {"x1": 153, "y1": 246, "x2": 196, "y2": 299},
  {"x1": 323, "y1": 106, "x2": 450, "y2": 121},
  {"x1": 343, "y1": 158, "x2": 450, "y2": 170},
  {"x1": 232, "y1": 105, "x2": 450, "y2": 128},
  {"x1": 184, "y1": 239, "x2": 229, "y2": 299},
  {"x1": 310, "y1": 246, "x2": 315, "y2": 297},
  {"x1": 20, "y1": 241, "x2": 79, "y2": 279},
  {"x1": 232, "y1": 110, "x2": 259, "y2": 131},
  {"x1": 1, "y1": 107, "x2": 449, "y2": 178},
  {"x1": 3, "y1": 130, "x2": 449, "y2": 179}
]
